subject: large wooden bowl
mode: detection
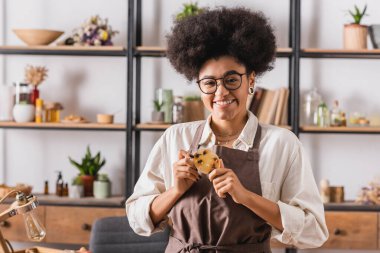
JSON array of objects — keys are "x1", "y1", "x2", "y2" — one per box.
[{"x1": 13, "y1": 29, "x2": 64, "y2": 46}]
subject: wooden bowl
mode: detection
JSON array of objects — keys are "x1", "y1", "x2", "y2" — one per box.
[
  {"x1": 97, "y1": 114, "x2": 114, "y2": 124},
  {"x1": 13, "y1": 29, "x2": 64, "y2": 46}
]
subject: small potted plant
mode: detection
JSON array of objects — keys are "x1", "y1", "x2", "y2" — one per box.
[
  {"x1": 68, "y1": 146, "x2": 106, "y2": 197},
  {"x1": 69, "y1": 176, "x2": 84, "y2": 198},
  {"x1": 344, "y1": 4, "x2": 368, "y2": 49},
  {"x1": 183, "y1": 95, "x2": 205, "y2": 122},
  {"x1": 176, "y1": 2, "x2": 204, "y2": 21},
  {"x1": 151, "y1": 100, "x2": 165, "y2": 123}
]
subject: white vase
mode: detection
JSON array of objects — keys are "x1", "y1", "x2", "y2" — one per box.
[
  {"x1": 13, "y1": 104, "x2": 35, "y2": 122},
  {"x1": 69, "y1": 185, "x2": 84, "y2": 198}
]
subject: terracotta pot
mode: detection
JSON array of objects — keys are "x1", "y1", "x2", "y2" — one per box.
[
  {"x1": 344, "y1": 24, "x2": 368, "y2": 49},
  {"x1": 80, "y1": 175, "x2": 95, "y2": 197},
  {"x1": 183, "y1": 101, "x2": 205, "y2": 122}
]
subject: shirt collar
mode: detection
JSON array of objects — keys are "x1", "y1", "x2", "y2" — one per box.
[{"x1": 198, "y1": 110, "x2": 259, "y2": 150}]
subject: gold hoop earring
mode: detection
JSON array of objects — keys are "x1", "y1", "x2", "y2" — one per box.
[{"x1": 248, "y1": 87, "x2": 255, "y2": 95}]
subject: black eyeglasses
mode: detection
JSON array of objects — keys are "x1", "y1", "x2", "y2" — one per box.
[{"x1": 196, "y1": 72, "x2": 247, "y2": 94}]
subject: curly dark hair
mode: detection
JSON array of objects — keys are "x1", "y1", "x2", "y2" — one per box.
[{"x1": 166, "y1": 7, "x2": 277, "y2": 81}]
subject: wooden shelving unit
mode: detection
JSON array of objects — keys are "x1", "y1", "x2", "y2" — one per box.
[
  {"x1": 300, "y1": 125, "x2": 380, "y2": 134},
  {"x1": 0, "y1": 45, "x2": 126, "y2": 56},
  {"x1": 0, "y1": 121, "x2": 126, "y2": 131},
  {"x1": 135, "y1": 46, "x2": 293, "y2": 57}
]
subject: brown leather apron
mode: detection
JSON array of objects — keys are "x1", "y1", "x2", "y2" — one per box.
[{"x1": 165, "y1": 122, "x2": 272, "y2": 253}]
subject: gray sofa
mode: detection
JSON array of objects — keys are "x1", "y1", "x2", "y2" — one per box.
[{"x1": 89, "y1": 216, "x2": 169, "y2": 253}]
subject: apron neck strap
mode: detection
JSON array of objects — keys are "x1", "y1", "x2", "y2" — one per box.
[
  {"x1": 188, "y1": 121, "x2": 206, "y2": 154},
  {"x1": 249, "y1": 124, "x2": 262, "y2": 151}
]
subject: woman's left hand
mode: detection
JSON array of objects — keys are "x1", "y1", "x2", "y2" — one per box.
[{"x1": 208, "y1": 159, "x2": 248, "y2": 204}]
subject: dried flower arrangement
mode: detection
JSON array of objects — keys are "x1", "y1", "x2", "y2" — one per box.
[
  {"x1": 25, "y1": 65, "x2": 48, "y2": 87},
  {"x1": 63, "y1": 15, "x2": 119, "y2": 46}
]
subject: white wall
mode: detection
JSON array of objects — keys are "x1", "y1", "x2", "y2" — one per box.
[{"x1": 0, "y1": 0, "x2": 380, "y2": 252}]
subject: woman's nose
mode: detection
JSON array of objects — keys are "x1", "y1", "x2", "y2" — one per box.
[{"x1": 215, "y1": 80, "x2": 229, "y2": 96}]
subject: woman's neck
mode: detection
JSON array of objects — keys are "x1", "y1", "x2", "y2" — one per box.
[{"x1": 211, "y1": 112, "x2": 248, "y2": 137}]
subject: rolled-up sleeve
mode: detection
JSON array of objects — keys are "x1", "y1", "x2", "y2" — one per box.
[
  {"x1": 272, "y1": 141, "x2": 329, "y2": 248},
  {"x1": 125, "y1": 135, "x2": 168, "y2": 236}
]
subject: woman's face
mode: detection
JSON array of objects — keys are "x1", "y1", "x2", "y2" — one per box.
[{"x1": 197, "y1": 56, "x2": 254, "y2": 122}]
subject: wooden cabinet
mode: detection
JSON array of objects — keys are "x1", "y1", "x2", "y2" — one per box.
[
  {"x1": 0, "y1": 205, "x2": 125, "y2": 245},
  {"x1": 322, "y1": 211, "x2": 378, "y2": 250},
  {"x1": 44, "y1": 206, "x2": 125, "y2": 244}
]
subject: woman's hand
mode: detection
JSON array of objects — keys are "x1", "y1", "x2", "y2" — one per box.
[
  {"x1": 173, "y1": 150, "x2": 200, "y2": 195},
  {"x1": 209, "y1": 159, "x2": 249, "y2": 204}
]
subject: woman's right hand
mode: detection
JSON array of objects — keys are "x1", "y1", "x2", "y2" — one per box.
[{"x1": 173, "y1": 149, "x2": 200, "y2": 195}]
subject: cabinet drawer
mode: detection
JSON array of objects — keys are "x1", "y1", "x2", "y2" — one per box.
[
  {"x1": 45, "y1": 206, "x2": 125, "y2": 244},
  {"x1": 0, "y1": 204, "x2": 46, "y2": 242},
  {"x1": 323, "y1": 211, "x2": 378, "y2": 249}
]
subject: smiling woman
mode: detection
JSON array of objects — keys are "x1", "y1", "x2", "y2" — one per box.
[{"x1": 126, "y1": 7, "x2": 328, "y2": 253}]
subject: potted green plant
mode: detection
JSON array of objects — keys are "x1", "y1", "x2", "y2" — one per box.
[
  {"x1": 344, "y1": 4, "x2": 368, "y2": 49},
  {"x1": 68, "y1": 146, "x2": 106, "y2": 197},
  {"x1": 69, "y1": 175, "x2": 84, "y2": 198},
  {"x1": 183, "y1": 95, "x2": 205, "y2": 122},
  {"x1": 151, "y1": 99, "x2": 165, "y2": 123},
  {"x1": 176, "y1": 2, "x2": 204, "y2": 21}
]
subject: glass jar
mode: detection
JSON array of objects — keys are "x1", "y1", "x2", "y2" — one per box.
[
  {"x1": 14, "y1": 82, "x2": 31, "y2": 104},
  {"x1": 156, "y1": 89, "x2": 173, "y2": 123},
  {"x1": 172, "y1": 96, "x2": 184, "y2": 124},
  {"x1": 302, "y1": 88, "x2": 321, "y2": 126},
  {"x1": 316, "y1": 102, "x2": 330, "y2": 127}
]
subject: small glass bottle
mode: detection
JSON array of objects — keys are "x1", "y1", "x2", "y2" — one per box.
[
  {"x1": 317, "y1": 102, "x2": 330, "y2": 127},
  {"x1": 56, "y1": 171, "x2": 64, "y2": 196},
  {"x1": 172, "y1": 96, "x2": 184, "y2": 124},
  {"x1": 44, "y1": 180, "x2": 49, "y2": 195},
  {"x1": 63, "y1": 183, "x2": 69, "y2": 197},
  {"x1": 302, "y1": 88, "x2": 321, "y2": 126},
  {"x1": 330, "y1": 100, "x2": 341, "y2": 127}
]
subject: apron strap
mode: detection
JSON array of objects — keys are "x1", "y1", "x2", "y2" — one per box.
[
  {"x1": 249, "y1": 123, "x2": 262, "y2": 152},
  {"x1": 188, "y1": 121, "x2": 206, "y2": 154}
]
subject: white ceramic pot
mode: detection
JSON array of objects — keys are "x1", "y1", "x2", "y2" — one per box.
[
  {"x1": 69, "y1": 185, "x2": 84, "y2": 198},
  {"x1": 93, "y1": 180, "x2": 111, "y2": 199},
  {"x1": 13, "y1": 104, "x2": 35, "y2": 122}
]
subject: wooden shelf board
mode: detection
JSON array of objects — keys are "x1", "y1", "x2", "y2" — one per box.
[
  {"x1": 324, "y1": 201, "x2": 380, "y2": 212},
  {"x1": 135, "y1": 123, "x2": 172, "y2": 130},
  {"x1": 302, "y1": 48, "x2": 380, "y2": 54},
  {"x1": 136, "y1": 123, "x2": 291, "y2": 131},
  {"x1": 0, "y1": 45, "x2": 127, "y2": 56},
  {"x1": 0, "y1": 121, "x2": 126, "y2": 130},
  {"x1": 136, "y1": 46, "x2": 292, "y2": 56},
  {"x1": 300, "y1": 125, "x2": 380, "y2": 133},
  {"x1": 2, "y1": 194, "x2": 126, "y2": 207},
  {"x1": 0, "y1": 45, "x2": 125, "y2": 51}
]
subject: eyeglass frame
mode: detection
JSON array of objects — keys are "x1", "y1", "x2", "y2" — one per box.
[{"x1": 195, "y1": 71, "x2": 248, "y2": 94}]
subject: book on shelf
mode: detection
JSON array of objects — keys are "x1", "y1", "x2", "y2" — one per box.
[{"x1": 247, "y1": 86, "x2": 289, "y2": 126}]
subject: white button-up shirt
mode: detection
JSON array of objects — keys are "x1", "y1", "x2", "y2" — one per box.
[{"x1": 126, "y1": 111, "x2": 329, "y2": 249}]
